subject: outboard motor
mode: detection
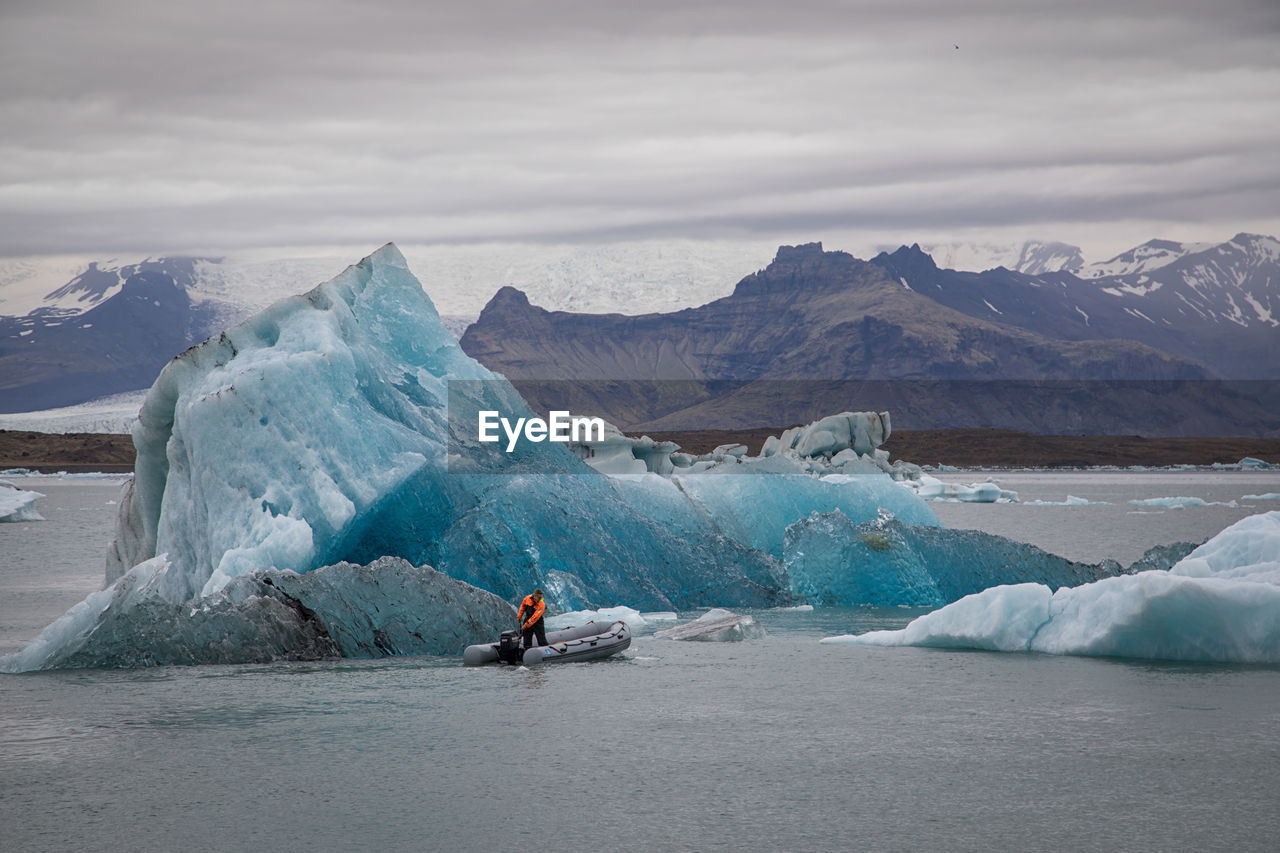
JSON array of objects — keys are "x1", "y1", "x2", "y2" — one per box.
[{"x1": 498, "y1": 630, "x2": 524, "y2": 665}]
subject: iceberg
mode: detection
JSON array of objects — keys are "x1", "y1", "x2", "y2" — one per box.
[
  {"x1": 0, "y1": 484, "x2": 43, "y2": 521},
  {"x1": 786, "y1": 510, "x2": 1118, "y2": 607},
  {"x1": 4, "y1": 245, "x2": 942, "y2": 670},
  {"x1": 653, "y1": 608, "x2": 766, "y2": 641},
  {"x1": 762, "y1": 411, "x2": 890, "y2": 459},
  {"x1": 827, "y1": 511, "x2": 1280, "y2": 663},
  {"x1": 101, "y1": 244, "x2": 814, "y2": 610}
]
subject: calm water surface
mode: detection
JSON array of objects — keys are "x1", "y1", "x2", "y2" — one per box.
[{"x1": 3, "y1": 472, "x2": 1280, "y2": 852}]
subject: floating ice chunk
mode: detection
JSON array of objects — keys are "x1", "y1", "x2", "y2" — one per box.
[
  {"x1": 575, "y1": 422, "x2": 678, "y2": 475},
  {"x1": 654, "y1": 608, "x2": 766, "y2": 642},
  {"x1": 0, "y1": 485, "x2": 44, "y2": 521},
  {"x1": 1128, "y1": 496, "x2": 1238, "y2": 509},
  {"x1": 1244, "y1": 493, "x2": 1280, "y2": 501},
  {"x1": 902, "y1": 474, "x2": 1018, "y2": 503},
  {"x1": 1024, "y1": 495, "x2": 1111, "y2": 506},
  {"x1": 828, "y1": 511, "x2": 1280, "y2": 663},
  {"x1": 761, "y1": 411, "x2": 891, "y2": 459}
]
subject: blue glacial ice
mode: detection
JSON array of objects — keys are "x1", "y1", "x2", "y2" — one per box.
[
  {"x1": 827, "y1": 511, "x2": 1280, "y2": 663},
  {"x1": 3, "y1": 244, "x2": 947, "y2": 671},
  {"x1": 786, "y1": 509, "x2": 1119, "y2": 607}
]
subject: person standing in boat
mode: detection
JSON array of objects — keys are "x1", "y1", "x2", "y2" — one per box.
[{"x1": 517, "y1": 588, "x2": 548, "y2": 649}]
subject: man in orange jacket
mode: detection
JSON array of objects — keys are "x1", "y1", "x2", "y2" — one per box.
[{"x1": 517, "y1": 588, "x2": 547, "y2": 649}]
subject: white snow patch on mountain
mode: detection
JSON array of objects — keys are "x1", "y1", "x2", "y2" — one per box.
[
  {"x1": 0, "y1": 256, "x2": 106, "y2": 316},
  {"x1": 1082, "y1": 240, "x2": 1212, "y2": 279}
]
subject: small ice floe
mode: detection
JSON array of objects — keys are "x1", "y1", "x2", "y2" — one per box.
[
  {"x1": 1128, "y1": 497, "x2": 1238, "y2": 510},
  {"x1": 901, "y1": 474, "x2": 1018, "y2": 503},
  {"x1": 0, "y1": 484, "x2": 44, "y2": 522},
  {"x1": 1221, "y1": 457, "x2": 1272, "y2": 471},
  {"x1": 1023, "y1": 495, "x2": 1111, "y2": 506},
  {"x1": 1244, "y1": 493, "x2": 1280, "y2": 501},
  {"x1": 653, "y1": 608, "x2": 766, "y2": 642}
]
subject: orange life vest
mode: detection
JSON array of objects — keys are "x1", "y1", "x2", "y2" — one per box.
[{"x1": 518, "y1": 594, "x2": 545, "y2": 629}]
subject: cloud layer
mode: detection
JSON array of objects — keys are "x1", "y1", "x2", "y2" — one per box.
[{"x1": 3, "y1": 0, "x2": 1278, "y2": 259}]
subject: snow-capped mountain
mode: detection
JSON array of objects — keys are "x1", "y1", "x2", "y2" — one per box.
[
  {"x1": 1103, "y1": 233, "x2": 1280, "y2": 326},
  {"x1": 870, "y1": 233, "x2": 1280, "y2": 378},
  {"x1": 0, "y1": 266, "x2": 229, "y2": 412},
  {"x1": 1079, "y1": 238, "x2": 1216, "y2": 279}
]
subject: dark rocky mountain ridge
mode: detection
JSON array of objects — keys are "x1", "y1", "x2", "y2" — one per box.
[
  {"x1": 459, "y1": 243, "x2": 1279, "y2": 435},
  {"x1": 462, "y1": 243, "x2": 1208, "y2": 382}
]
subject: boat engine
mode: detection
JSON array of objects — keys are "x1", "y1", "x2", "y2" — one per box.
[{"x1": 498, "y1": 630, "x2": 524, "y2": 664}]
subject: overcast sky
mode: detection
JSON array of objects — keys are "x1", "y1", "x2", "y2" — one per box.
[{"x1": 2, "y1": 0, "x2": 1278, "y2": 262}]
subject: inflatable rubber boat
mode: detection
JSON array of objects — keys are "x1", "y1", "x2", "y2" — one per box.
[{"x1": 463, "y1": 620, "x2": 631, "y2": 666}]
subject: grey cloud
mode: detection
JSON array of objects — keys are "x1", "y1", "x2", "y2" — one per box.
[{"x1": 1, "y1": 0, "x2": 1278, "y2": 259}]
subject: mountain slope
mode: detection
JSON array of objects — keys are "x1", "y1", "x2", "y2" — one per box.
[
  {"x1": 0, "y1": 271, "x2": 221, "y2": 412},
  {"x1": 870, "y1": 233, "x2": 1279, "y2": 379},
  {"x1": 456, "y1": 244, "x2": 1267, "y2": 434},
  {"x1": 462, "y1": 242, "x2": 1209, "y2": 383}
]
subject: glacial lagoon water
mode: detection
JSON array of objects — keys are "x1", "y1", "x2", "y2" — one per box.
[{"x1": 3, "y1": 470, "x2": 1280, "y2": 852}]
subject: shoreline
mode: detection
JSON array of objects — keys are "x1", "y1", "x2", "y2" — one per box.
[{"x1": 3, "y1": 427, "x2": 1278, "y2": 474}]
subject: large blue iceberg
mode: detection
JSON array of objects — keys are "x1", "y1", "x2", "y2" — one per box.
[
  {"x1": 828, "y1": 511, "x2": 1280, "y2": 663},
  {"x1": 3, "y1": 244, "x2": 944, "y2": 671}
]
